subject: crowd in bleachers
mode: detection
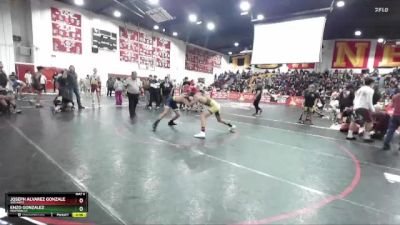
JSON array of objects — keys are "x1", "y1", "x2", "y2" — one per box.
[{"x1": 213, "y1": 68, "x2": 400, "y2": 100}]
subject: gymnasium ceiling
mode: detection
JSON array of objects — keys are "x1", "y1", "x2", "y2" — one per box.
[{"x1": 57, "y1": 0, "x2": 400, "y2": 54}]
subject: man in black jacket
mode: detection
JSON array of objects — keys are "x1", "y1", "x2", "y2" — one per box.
[
  {"x1": 148, "y1": 75, "x2": 161, "y2": 110},
  {"x1": 65, "y1": 65, "x2": 85, "y2": 109},
  {"x1": 0, "y1": 62, "x2": 7, "y2": 91},
  {"x1": 148, "y1": 75, "x2": 155, "y2": 109}
]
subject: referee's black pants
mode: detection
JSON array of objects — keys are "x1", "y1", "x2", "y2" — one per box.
[{"x1": 128, "y1": 92, "x2": 139, "y2": 118}]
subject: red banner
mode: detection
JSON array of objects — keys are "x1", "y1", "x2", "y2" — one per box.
[
  {"x1": 119, "y1": 27, "x2": 170, "y2": 69},
  {"x1": 287, "y1": 63, "x2": 315, "y2": 69},
  {"x1": 374, "y1": 44, "x2": 400, "y2": 68},
  {"x1": 185, "y1": 46, "x2": 222, "y2": 74},
  {"x1": 119, "y1": 27, "x2": 139, "y2": 63},
  {"x1": 332, "y1": 41, "x2": 371, "y2": 68},
  {"x1": 51, "y1": 7, "x2": 82, "y2": 54},
  {"x1": 152, "y1": 37, "x2": 171, "y2": 68}
]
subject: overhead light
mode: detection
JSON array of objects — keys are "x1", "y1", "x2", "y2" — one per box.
[
  {"x1": 240, "y1": 1, "x2": 251, "y2": 11},
  {"x1": 234, "y1": 42, "x2": 239, "y2": 47},
  {"x1": 162, "y1": 28, "x2": 166, "y2": 32},
  {"x1": 172, "y1": 32, "x2": 178, "y2": 36},
  {"x1": 240, "y1": 49, "x2": 253, "y2": 54},
  {"x1": 113, "y1": 10, "x2": 121, "y2": 18},
  {"x1": 378, "y1": 38, "x2": 384, "y2": 43},
  {"x1": 207, "y1": 22, "x2": 215, "y2": 31},
  {"x1": 228, "y1": 52, "x2": 232, "y2": 55},
  {"x1": 153, "y1": 25, "x2": 159, "y2": 30},
  {"x1": 189, "y1": 14, "x2": 197, "y2": 23},
  {"x1": 148, "y1": 0, "x2": 159, "y2": 5},
  {"x1": 196, "y1": 21, "x2": 203, "y2": 25},
  {"x1": 257, "y1": 14, "x2": 264, "y2": 20},
  {"x1": 354, "y1": 30, "x2": 362, "y2": 36},
  {"x1": 74, "y1": 0, "x2": 84, "y2": 6},
  {"x1": 336, "y1": 1, "x2": 345, "y2": 7},
  {"x1": 240, "y1": 11, "x2": 249, "y2": 16}
]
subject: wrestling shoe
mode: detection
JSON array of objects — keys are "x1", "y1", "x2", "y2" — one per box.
[
  {"x1": 346, "y1": 136, "x2": 356, "y2": 140},
  {"x1": 363, "y1": 138, "x2": 374, "y2": 143},
  {"x1": 10, "y1": 107, "x2": 21, "y2": 114},
  {"x1": 168, "y1": 120, "x2": 177, "y2": 126},
  {"x1": 152, "y1": 121, "x2": 159, "y2": 131},
  {"x1": 382, "y1": 143, "x2": 391, "y2": 151},
  {"x1": 259, "y1": 109, "x2": 263, "y2": 115},
  {"x1": 194, "y1": 132, "x2": 206, "y2": 139},
  {"x1": 229, "y1": 125, "x2": 237, "y2": 132}
]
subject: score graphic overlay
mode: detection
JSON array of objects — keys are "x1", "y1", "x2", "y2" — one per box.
[{"x1": 5, "y1": 192, "x2": 88, "y2": 218}]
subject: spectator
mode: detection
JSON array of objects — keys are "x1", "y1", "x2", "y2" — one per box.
[
  {"x1": 8, "y1": 73, "x2": 26, "y2": 100},
  {"x1": 106, "y1": 77, "x2": 115, "y2": 97},
  {"x1": 298, "y1": 84, "x2": 320, "y2": 125},
  {"x1": 114, "y1": 77, "x2": 124, "y2": 106},
  {"x1": 0, "y1": 67, "x2": 22, "y2": 114},
  {"x1": 142, "y1": 76, "x2": 151, "y2": 107},
  {"x1": 32, "y1": 66, "x2": 45, "y2": 108},
  {"x1": 148, "y1": 75, "x2": 155, "y2": 109},
  {"x1": 148, "y1": 75, "x2": 161, "y2": 110},
  {"x1": 252, "y1": 78, "x2": 263, "y2": 116},
  {"x1": 90, "y1": 68, "x2": 101, "y2": 107},
  {"x1": 25, "y1": 70, "x2": 33, "y2": 92},
  {"x1": 383, "y1": 87, "x2": 400, "y2": 150},
  {"x1": 346, "y1": 77, "x2": 375, "y2": 142},
  {"x1": 79, "y1": 78, "x2": 85, "y2": 93},
  {"x1": 40, "y1": 73, "x2": 47, "y2": 93},
  {"x1": 338, "y1": 84, "x2": 355, "y2": 123},
  {"x1": 65, "y1": 65, "x2": 85, "y2": 109},
  {"x1": 84, "y1": 75, "x2": 91, "y2": 94},
  {"x1": 154, "y1": 76, "x2": 161, "y2": 109},
  {"x1": 52, "y1": 71, "x2": 59, "y2": 93}
]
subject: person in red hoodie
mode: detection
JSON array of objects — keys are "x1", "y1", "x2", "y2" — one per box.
[{"x1": 383, "y1": 88, "x2": 400, "y2": 151}]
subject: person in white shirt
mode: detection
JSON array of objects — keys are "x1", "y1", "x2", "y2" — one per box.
[
  {"x1": 90, "y1": 68, "x2": 101, "y2": 107},
  {"x1": 0, "y1": 73, "x2": 24, "y2": 113},
  {"x1": 84, "y1": 75, "x2": 91, "y2": 94},
  {"x1": 125, "y1": 71, "x2": 143, "y2": 119},
  {"x1": 40, "y1": 74, "x2": 47, "y2": 93},
  {"x1": 347, "y1": 77, "x2": 375, "y2": 142},
  {"x1": 24, "y1": 70, "x2": 32, "y2": 91},
  {"x1": 7, "y1": 73, "x2": 26, "y2": 101}
]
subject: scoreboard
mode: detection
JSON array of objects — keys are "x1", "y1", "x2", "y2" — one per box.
[{"x1": 5, "y1": 192, "x2": 88, "y2": 218}]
